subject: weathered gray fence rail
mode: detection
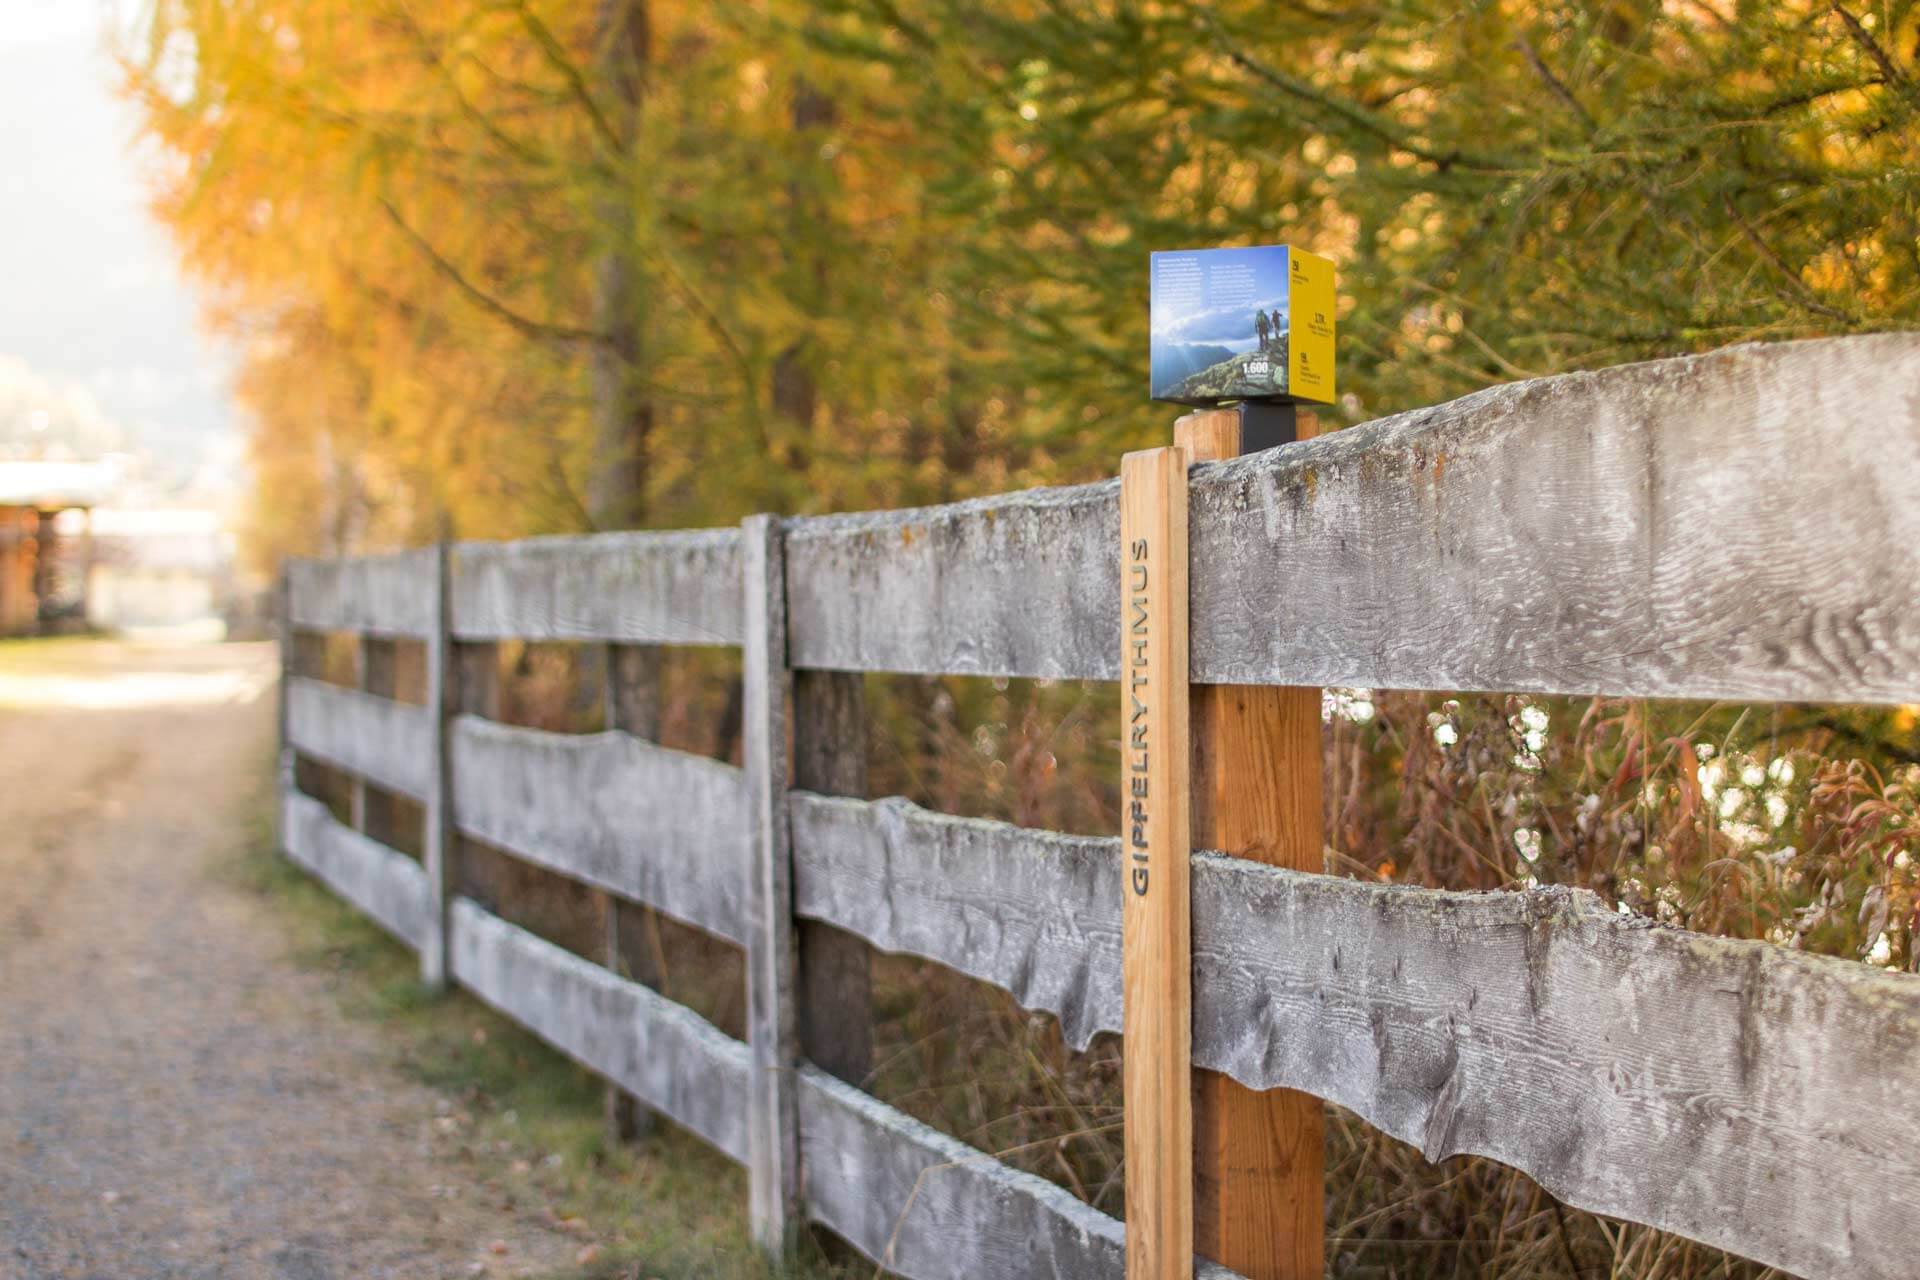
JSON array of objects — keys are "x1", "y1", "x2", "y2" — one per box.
[{"x1": 279, "y1": 335, "x2": 1920, "y2": 1280}]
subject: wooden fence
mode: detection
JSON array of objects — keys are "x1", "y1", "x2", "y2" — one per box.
[{"x1": 277, "y1": 334, "x2": 1920, "y2": 1280}]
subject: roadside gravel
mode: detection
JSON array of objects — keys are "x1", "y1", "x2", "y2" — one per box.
[{"x1": 0, "y1": 638, "x2": 576, "y2": 1280}]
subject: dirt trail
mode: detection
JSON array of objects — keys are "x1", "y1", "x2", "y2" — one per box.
[{"x1": 0, "y1": 638, "x2": 573, "y2": 1280}]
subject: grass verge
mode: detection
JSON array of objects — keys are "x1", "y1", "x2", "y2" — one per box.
[{"x1": 228, "y1": 782, "x2": 855, "y2": 1280}]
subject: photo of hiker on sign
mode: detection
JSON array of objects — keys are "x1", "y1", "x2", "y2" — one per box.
[{"x1": 1149, "y1": 244, "x2": 1334, "y2": 406}]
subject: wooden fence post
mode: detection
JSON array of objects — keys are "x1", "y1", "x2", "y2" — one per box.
[
  {"x1": 743, "y1": 514, "x2": 800, "y2": 1251},
  {"x1": 276, "y1": 570, "x2": 294, "y2": 828},
  {"x1": 603, "y1": 642, "x2": 664, "y2": 1143},
  {"x1": 793, "y1": 668, "x2": 872, "y2": 1087},
  {"x1": 1120, "y1": 444, "x2": 1194, "y2": 1280},
  {"x1": 349, "y1": 635, "x2": 370, "y2": 829},
  {"x1": 1178, "y1": 409, "x2": 1325, "y2": 1280},
  {"x1": 421, "y1": 542, "x2": 454, "y2": 991},
  {"x1": 446, "y1": 624, "x2": 502, "y2": 932},
  {"x1": 357, "y1": 635, "x2": 399, "y2": 847},
  {"x1": 285, "y1": 572, "x2": 328, "y2": 803}
]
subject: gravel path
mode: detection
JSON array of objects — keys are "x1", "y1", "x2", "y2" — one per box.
[{"x1": 0, "y1": 637, "x2": 575, "y2": 1280}]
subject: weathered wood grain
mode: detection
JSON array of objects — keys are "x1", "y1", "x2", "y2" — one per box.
[
  {"x1": 286, "y1": 676, "x2": 432, "y2": 801},
  {"x1": 786, "y1": 477, "x2": 1116, "y2": 680},
  {"x1": 449, "y1": 529, "x2": 742, "y2": 644},
  {"x1": 287, "y1": 548, "x2": 437, "y2": 638},
  {"x1": 789, "y1": 335, "x2": 1920, "y2": 702},
  {"x1": 282, "y1": 787, "x2": 431, "y2": 953},
  {"x1": 1193, "y1": 863, "x2": 1920, "y2": 1280},
  {"x1": 798, "y1": 1065, "x2": 1245, "y2": 1280},
  {"x1": 742, "y1": 515, "x2": 800, "y2": 1249},
  {"x1": 447, "y1": 898, "x2": 751, "y2": 1164},
  {"x1": 446, "y1": 716, "x2": 748, "y2": 946},
  {"x1": 788, "y1": 791, "x2": 1920, "y2": 1279},
  {"x1": 421, "y1": 543, "x2": 453, "y2": 991},
  {"x1": 790, "y1": 793, "x2": 1121, "y2": 1050}
]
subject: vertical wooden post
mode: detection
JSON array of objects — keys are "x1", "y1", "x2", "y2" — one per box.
[
  {"x1": 421, "y1": 543, "x2": 454, "y2": 992},
  {"x1": 276, "y1": 570, "x2": 294, "y2": 836},
  {"x1": 31, "y1": 508, "x2": 53, "y2": 633},
  {"x1": 793, "y1": 668, "x2": 872, "y2": 1086},
  {"x1": 605, "y1": 644, "x2": 664, "y2": 737},
  {"x1": 359, "y1": 635, "x2": 399, "y2": 847},
  {"x1": 603, "y1": 642, "x2": 664, "y2": 1143},
  {"x1": 287, "y1": 584, "x2": 328, "y2": 802},
  {"x1": 445, "y1": 627, "x2": 502, "y2": 931},
  {"x1": 77, "y1": 506, "x2": 93, "y2": 630},
  {"x1": 1120, "y1": 444, "x2": 1194, "y2": 1280},
  {"x1": 293, "y1": 633, "x2": 327, "y2": 680},
  {"x1": 1178, "y1": 409, "x2": 1326, "y2": 1280},
  {"x1": 743, "y1": 514, "x2": 800, "y2": 1251},
  {"x1": 349, "y1": 636, "x2": 370, "y2": 830}
]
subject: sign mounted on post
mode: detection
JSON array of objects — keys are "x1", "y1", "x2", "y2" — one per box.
[
  {"x1": 1149, "y1": 244, "x2": 1335, "y2": 408},
  {"x1": 1125, "y1": 244, "x2": 1334, "y2": 1279}
]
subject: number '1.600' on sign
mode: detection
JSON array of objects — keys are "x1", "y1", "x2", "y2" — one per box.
[{"x1": 1149, "y1": 243, "x2": 1335, "y2": 407}]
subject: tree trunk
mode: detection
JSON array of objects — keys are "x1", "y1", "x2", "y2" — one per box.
[
  {"x1": 587, "y1": 0, "x2": 652, "y2": 531},
  {"x1": 772, "y1": 77, "x2": 837, "y2": 484}
]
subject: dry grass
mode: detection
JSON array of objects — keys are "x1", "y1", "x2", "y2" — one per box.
[{"x1": 853, "y1": 675, "x2": 1915, "y2": 1277}]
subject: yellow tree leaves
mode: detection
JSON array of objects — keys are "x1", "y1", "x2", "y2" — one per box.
[
  {"x1": 130, "y1": 0, "x2": 1920, "y2": 569},
  {"x1": 126, "y1": 0, "x2": 1025, "y2": 563}
]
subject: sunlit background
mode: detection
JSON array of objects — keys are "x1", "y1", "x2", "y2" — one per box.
[{"x1": 0, "y1": 0, "x2": 247, "y2": 637}]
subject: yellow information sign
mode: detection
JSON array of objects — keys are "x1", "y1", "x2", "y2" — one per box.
[
  {"x1": 1149, "y1": 244, "x2": 1336, "y2": 407},
  {"x1": 1287, "y1": 248, "x2": 1336, "y2": 404}
]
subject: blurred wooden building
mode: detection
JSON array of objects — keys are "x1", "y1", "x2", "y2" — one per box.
[
  {"x1": 86, "y1": 506, "x2": 237, "y2": 630},
  {"x1": 0, "y1": 459, "x2": 112, "y2": 636}
]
